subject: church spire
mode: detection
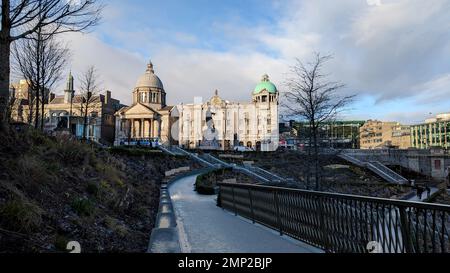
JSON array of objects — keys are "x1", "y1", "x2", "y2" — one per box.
[
  {"x1": 66, "y1": 71, "x2": 74, "y2": 91},
  {"x1": 64, "y1": 71, "x2": 74, "y2": 104}
]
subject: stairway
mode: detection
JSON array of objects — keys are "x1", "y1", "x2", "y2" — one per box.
[
  {"x1": 338, "y1": 153, "x2": 408, "y2": 185},
  {"x1": 366, "y1": 161, "x2": 409, "y2": 185}
]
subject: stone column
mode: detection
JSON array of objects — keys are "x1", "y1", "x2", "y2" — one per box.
[
  {"x1": 150, "y1": 119, "x2": 153, "y2": 138},
  {"x1": 155, "y1": 119, "x2": 161, "y2": 138}
]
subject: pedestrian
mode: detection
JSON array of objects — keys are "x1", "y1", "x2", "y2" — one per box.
[
  {"x1": 417, "y1": 187, "x2": 424, "y2": 200},
  {"x1": 447, "y1": 171, "x2": 450, "y2": 189},
  {"x1": 426, "y1": 186, "x2": 431, "y2": 199}
]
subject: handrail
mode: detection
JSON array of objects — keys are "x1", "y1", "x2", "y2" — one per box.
[
  {"x1": 219, "y1": 182, "x2": 450, "y2": 210},
  {"x1": 218, "y1": 182, "x2": 450, "y2": 253}
]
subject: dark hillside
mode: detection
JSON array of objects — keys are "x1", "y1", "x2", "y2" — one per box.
[{"x1": 0, "y1": 127, "x2": 197, "y2": 253}]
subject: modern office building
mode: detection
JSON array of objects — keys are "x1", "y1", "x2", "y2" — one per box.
[
  {"x1": 411, "y1": 113, "x2": 450, "y2": 149},
  {"x1": 289, "y1": 120, "x2": 365, "y2": 149},
  {"x1": 360, "y1": 120, "x2": 411, "y2": 149}
]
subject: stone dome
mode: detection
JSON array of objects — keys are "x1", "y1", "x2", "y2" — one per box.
[
  {"x1": 253, "y1": 74, "x2": 277, "y2": 94},
  {"x1": 135, "y1": 62, "x2": 164, "y2": 90}
]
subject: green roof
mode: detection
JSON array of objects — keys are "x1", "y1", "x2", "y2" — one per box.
[{"x1": 253, "y1": 74, "x2": 277, "y2": 94}]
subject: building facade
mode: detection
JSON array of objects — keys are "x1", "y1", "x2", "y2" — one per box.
[
  {"x1": 360, "y1": 120, "x2": 411, "y2": 149},
  {"x1": 411, "y1": 113, "x2": 450, "y2": 149},
  {"x1": 10, "y1": 79, "x2": 50, "y2": 124},
  {"x1": 114, "y1": 62, "x2": 177, "y2": 146},
  {"x1": 44, "y1": 73, "x2": 123, "y2": 144},
  {"x1": 10, "y1": 74, "x2": 123, "y2": 144},
  {"x1": 175, "y1": 74, "x2": 279, "y2": 151},
  {"x1": 289, "y1": 120, "x2": 365, "y2": 149}
]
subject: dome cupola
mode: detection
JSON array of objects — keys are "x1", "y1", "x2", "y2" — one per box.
[
  {"x1": 253, "y1": 74, "x2": 277, "y2": 95},
  {"x1": 135, "y1": 61, "x2": 164, "y2": 90}
]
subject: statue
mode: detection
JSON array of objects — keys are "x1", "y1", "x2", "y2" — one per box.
[{"x1": 200, "y1": 106, "x2": 220, "y2": 149}]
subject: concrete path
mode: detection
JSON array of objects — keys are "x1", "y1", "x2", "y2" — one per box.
[
  {"x1": 169, "y1": 175, "x2": 322, "y2": 253},
  {"x1": 406, "y1": 187, "x2": 439, "y2": 202}
]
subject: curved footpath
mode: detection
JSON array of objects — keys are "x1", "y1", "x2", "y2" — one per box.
[{"x1": 170, "y1": 174, "x2": 322, "y2": 253}]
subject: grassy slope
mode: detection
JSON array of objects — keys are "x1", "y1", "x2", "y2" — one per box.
[{"x1": 0, "y1": 127, "x2": 196, "y2": 253}]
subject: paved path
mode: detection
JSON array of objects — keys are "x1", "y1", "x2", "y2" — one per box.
[
  {"x1": 406, "y1": 187, "x2": 439, "y2": 202},
  {"x1": 169, "y1": 175, "x2": 322, "y2": 253}
]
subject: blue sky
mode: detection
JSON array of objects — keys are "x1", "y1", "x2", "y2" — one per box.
[{"x1": 52, "y1": 0, "x2": 450, "y2": 124}]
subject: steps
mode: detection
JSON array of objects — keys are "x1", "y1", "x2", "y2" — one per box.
[
  {"x1": 367, "y1": 161, "x2": 409, "y2": 185},
  {"x1": 338, "y1": 153, "x2": 408, "y2": 185}
]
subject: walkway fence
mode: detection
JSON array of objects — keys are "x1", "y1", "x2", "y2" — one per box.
[{"x1": 218, "y1": 182, "x2": 450, "y2": 253}]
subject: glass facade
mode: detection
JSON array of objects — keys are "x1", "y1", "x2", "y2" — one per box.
[
  {"x1": 292, "y1": 121, "x2": 365, "y2": 149},
  {"x1": 411, "y1": 121, "x2": 450, "y2": 149}
]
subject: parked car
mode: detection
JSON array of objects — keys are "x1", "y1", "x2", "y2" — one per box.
[{"x1": 233, "y1": 146, "x2": 253, "y2": 152}]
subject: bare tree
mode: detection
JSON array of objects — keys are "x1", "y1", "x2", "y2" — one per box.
[
  {"x1": 12, "y1": 25, "x2": 70, "y2": 130},
  {"x1": 0, "y1": 0, "x2": 103, "y2": 127},
  {"x1": 78, "y1": 65, "x2": 100, "y2": 141},
  {"x1": 284, "y1": 53, "x2": 355, "y2": 191}
]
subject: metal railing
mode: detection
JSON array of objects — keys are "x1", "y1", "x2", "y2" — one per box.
[
  {"x1": 218, "y1": 182, "x2": 450, "y2": 253},
  {"x1": 171, "y1": 147, "x2": 217, "y2": 168},
  {"x1": 338, "y1": 153, "x2": 408, "y2": 185},
  {"x1": 367, "y1": 161, "x2": 408, "y2": 184}
]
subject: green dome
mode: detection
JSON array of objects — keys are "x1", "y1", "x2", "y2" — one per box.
[{"x1": 253, "y1": 74, "x2": 277, "y2": 94}]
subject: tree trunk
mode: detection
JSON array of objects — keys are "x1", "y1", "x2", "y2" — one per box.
[
  {"x1": 34, "y1": 86, "x2": 40, "y2": 129},
  {"x1": 306, "y1": 125, "x2": 312, "y2": 190},
  {"x1": 40, "y1": 89, "x2": 45, "y2": 131},
  {"x1": 0, "y1": 0, "x2": 11, "y2": 128},
  {"x1": 83, "y1": 102, "x2": 88, "y2": 140},
  {"x1": 313, "y1": 126, "x2": 320, "y2": 191}
]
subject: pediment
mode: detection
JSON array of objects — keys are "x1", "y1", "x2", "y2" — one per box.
[{"x1": 119, "y1": 103, "x2": 159, "y2": 116}]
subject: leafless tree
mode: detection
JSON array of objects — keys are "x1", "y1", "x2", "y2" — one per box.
[
  {"x1": 283, "y1": 53, "x2": 355, "y2": 191},
  {"x1": 78, "y1": 65, "x2": 100, "y2": 141},
  {"x1": 12, "y1": 25, "x2": 70, "y2": 130},
  {"x1": 0, "y1": 0, "x2": 104, "y2": 127}
]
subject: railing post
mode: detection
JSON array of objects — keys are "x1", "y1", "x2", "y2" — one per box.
[
  {"x1": 248, "y1": 188, "x2": 255, "y2": 224},
  {"x1": 217, "y1": 184, "x2": 222, "y2": 208},
  {"x1": 399, "y1": 207, "x2": 414, "y2": 253},
  {"x1": 232, "y1": 185, "x2": 237, "y2": 216},
  {"x1": 318, "y1": 195, "x2": 330, "y2": 253},
  {"x1": 274, "y1": 189, "x2": 283, "y2": 236}
]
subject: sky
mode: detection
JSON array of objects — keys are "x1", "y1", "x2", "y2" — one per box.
[{"x1": 44, "y1": 0, "x2": 450, "y2": 124}]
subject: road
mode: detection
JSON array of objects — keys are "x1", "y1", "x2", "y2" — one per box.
[{"x1": 169, "y1": 174, "x2": 322, "y2": 253}]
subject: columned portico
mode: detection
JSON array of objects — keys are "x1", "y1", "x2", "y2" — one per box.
[
  {"x1": 127, "y1": 117, "x2": 160, "y2": 139},
  {"x1": 114, "y1": 62, "x2": 177, "y2": 146}
]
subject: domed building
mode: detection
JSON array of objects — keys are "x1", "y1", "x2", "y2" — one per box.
[
  {"x1": 114, "y1": 62, "x2": 177, "y2": 146},
  {"x1": 176, "y1": 74, "x2": 279, "y2": 151}
]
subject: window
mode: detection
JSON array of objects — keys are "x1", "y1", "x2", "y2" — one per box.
[{"x1": 435, "y1": 160, "x2": 441, "y2": 170}]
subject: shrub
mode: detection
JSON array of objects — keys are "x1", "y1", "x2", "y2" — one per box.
[
  {"x1": 86, "y1": 182, "x2": 99, "y2": 197},
  {"x1": 95, "y1": 162, "x2": 125, "y2": 188},
  {"x1": 0, "y1": 199, "x2": 43, "y2": 233},
  {"x1": 195, "y1": 171, "x2": 219, "y2": 195},
  {"x1": 12, "y1": 155, "x2": 52, "y2": 184},
  {"x1": 56, "y1": 139, "x2": 95, "y2": 166},
  {"x1": 71, "y1": 198, "x2": 95, "y2": 217},
  {"x1": 104, "y1": 216, "x2": 129, "y2": 237},
  {"x1": 54, "y1": 235, "x2": 69, "y2": 251},
  {"x1": 108, "y1": 146, "x2": 161, "y2": 157}
]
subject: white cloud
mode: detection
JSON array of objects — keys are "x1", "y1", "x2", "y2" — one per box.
[
  {"x1": 57, "y1": 0, "x2": 450, "y2": 120},
  {"x1": 366, "y1": 0, "x2": 382, "y2": 6}
]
